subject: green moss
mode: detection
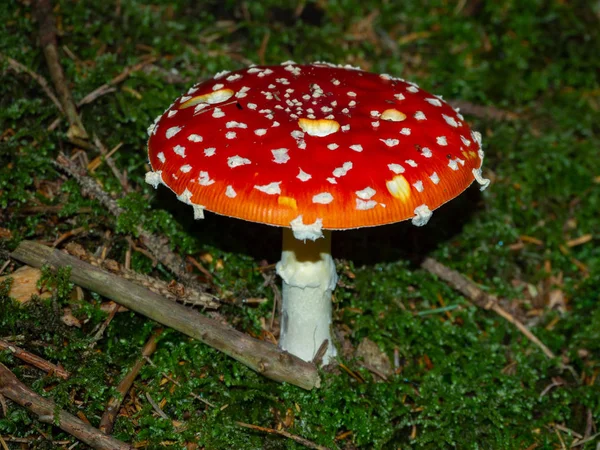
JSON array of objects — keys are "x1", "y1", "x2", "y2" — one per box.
[{"x1": 1, "y1": 0, "x2": 599, "y2": 447}]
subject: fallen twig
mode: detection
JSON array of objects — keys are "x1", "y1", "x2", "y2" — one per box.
[
  {"x1": 64, "y1": 242, "x2": 219, "y2": 309},
  {"x1": 421, "y1": 257, "x2": 556, "y2": 359},
  {"x1": 33, "y1": 0, "x2": 88, "y2": 141},
  {"x1": 0, "y1": 363, "x2": 132, "y2": 450},
  {"x1": 1, "y1": 53, "x2": 63, "y2": 113},
  {"x1": 0, "y1": 340, "x2": 69, "y2": 379},
  {"x1": 99, "y1": 329, "x2": 162, "y2": 434},
  {"x1": 236, "y1": 421, "x2": 329, "y2": 450},
  {"x1": 10, "y1": 241, "x2": 320, "y2": 390}
]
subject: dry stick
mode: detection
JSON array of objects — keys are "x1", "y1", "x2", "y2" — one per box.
[
  {"x1": 0, "y1": 340, "x2": 70, "y2": 380},
  {"x1": 236, "y1": 422, "x2": 330, "y2": 450},
  {"x1": 63, "y1": 242, "x2": 219, "y2": 309},
  {"x1": 1, "y1": 53, "x2": 63, "y2": 113},
  {"x1": 0, "y1": 363, "x2": 132, "y2": 450},
  {"x1": 48, "y1": 57, "x2": 157, "y2": 132},
  {"x1": 421, "y1": 257, "x2": 556, "y2": 359},
  {"x1": 10, "y1": 241, "x2": 320, "y2": 390},
  {"x1": 33, "y1": 0, "x2": 88, "y2": 141},
  {"x1": 54, "y1": 154, "x2": 209, "y2": 292},
  {"x1": 92, "y1": 136, "x2": 127, "y2": 191},
  {"x1": 99, "y1": 330, "x2": 161, "y2": 435}
]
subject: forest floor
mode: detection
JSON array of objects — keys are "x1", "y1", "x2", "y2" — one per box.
[{"x1": 1, "y1": 1, "x2": 599, "y2": 448}]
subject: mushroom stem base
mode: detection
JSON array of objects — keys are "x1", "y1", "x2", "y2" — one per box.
[{"x1": 276, "y1": 229, "x2": 337, "y2": 364}]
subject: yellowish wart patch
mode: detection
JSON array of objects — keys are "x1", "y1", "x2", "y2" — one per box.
[
  {"x1": 462, "y1": 150, "x2": 479, "y2": 160},
  {"x1": 278, "y1": 196, "x2": 298, "y2": 210},
  {"x1": 380, "y1": 109, "x2": 407, "y2": 122},
  {"x1": 386, "y1": 175, "x2": 411, "y2": 201},
  {"x1": 298, "y1": 118, "x2": 340, "y2": 137},
  {"x1": 180, "y1": 89, "x2": 235, "y2": 109}
]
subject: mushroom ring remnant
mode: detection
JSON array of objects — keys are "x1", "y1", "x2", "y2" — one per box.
[{"x1": 145, "y1": 62, "x2": 490, "y2": 364}]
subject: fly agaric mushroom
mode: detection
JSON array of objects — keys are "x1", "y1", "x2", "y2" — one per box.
[{"x1": 145, "y1": 62, "x2": 489, "y2": 364}]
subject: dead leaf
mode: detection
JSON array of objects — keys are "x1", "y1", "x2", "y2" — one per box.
[
  {"x1": 0, "y1": 265, "x2": 51, "y2": 303},
  {"x1": 355, "y1": 337, "x2": 392, "y2": 378}
]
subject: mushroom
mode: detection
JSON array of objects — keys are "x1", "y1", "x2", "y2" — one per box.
[{"x1": 145, "y1": 62, "x2": 489, "y2": 364}]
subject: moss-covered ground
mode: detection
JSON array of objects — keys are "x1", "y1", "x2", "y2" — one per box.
[{"x1": 1, "y1": 1, "x2": 599, "y2": 448}]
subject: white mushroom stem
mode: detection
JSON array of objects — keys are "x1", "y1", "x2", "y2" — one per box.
[{"x1": 276, "y1": 228, "x2": 338, "y2": 364}]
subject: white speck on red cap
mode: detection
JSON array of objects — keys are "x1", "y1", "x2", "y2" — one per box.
[
  {"x1": 333, "y1": 161, "x2": 352, "y2": 177},
  {"x1": 388, "y1": 163, "x2": 405, "y2": 174},
  {"x1": 425, "y1": 98, "x2": 442, "y2": 107},
  {"x1": 412, "y1": 204, "x2": 432, "y2": 226},
  {"x1": 356, "y1": 199, "x2": 377, "y2": 210},
  {"x1": 312, "y1": 192, "x2": 334, "y2": 204},
  {"x1": 381, "y1": 138, "x2": 399, "y2": 147},
  {"x1": 173, "y1": 145, "x2": 186, "y2": 157},
  {"x1": 226, "y1": 121, "x2": 248, "y2": 128},
  {"x1": 355, "y1": 187, "x2": 376, "y2": 199},
  {"x1": 272, "y1": 148, "x2": 290, "y2": 164},
  {"x1": 228, "y1": 155, "x2": 251, "y2": 168},
  {"x1": 254, "y1": 181, "x2": 281, "y2": 195},
  {"x1": 226, "y1": 185, "x2": 237, "y2": 198},
  {"x1": 297, "y1": 168, "x2": 312, "y2": 181},
  {"x1": 442, "y1": 114, "x2": 459, "y2": 127},
  {"x1": 166, "y1": 126, "x2": 182, "y2": 139},
  {"x1": 437, "y1": 136, "x2": 448, "y2": 146},
  {"x1": 198, "y1": 171, "x2": 215, "y2": 186}
]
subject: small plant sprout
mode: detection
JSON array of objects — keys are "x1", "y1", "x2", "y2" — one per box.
[{"x1": 145, "y1": 62, "x2": 489, "y2": 364}]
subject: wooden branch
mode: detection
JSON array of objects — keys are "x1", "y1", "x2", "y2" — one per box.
[
  {"x1": 10, "y1": 241, "x2": 320, "y2": 390},
  {"x1": 33, "y1": 0, "x2": 88, "y2": 141},
  {"x1": 64, "y1": 243, "x2": 219, "y2": 309},
  {"x1": 1, "y1": 53, "x2": 63, "y2": 113},
  {"x1": 0, "y1": 340, "x2": 70, "y2": 379},
  {"x1": 236, "y1": 422, "x2": 329, "y2": 450},
  {"x1": 421, "y1": 257, "x2": 556, "y2": 359},
  {"x1": 100, "y1": 330, "x2": 161, "y2": 434},
  {"x1": 0, "y1": 363, "x2": 132, "y2": 450}
]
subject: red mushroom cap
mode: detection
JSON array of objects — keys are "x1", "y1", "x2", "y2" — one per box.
[{"x1": 146, "y1": 62, "x2": 488, "y2": 238}]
